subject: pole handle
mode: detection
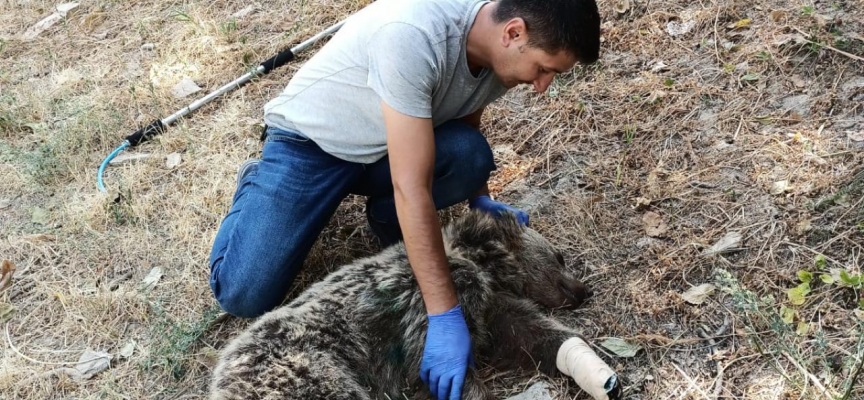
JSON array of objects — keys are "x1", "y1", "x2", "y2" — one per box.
[
  {"x1": 259, "y1": 48, "x2": 295, "y2": 73},
  {"x1": 125, "y1": 119, "x2": 166, "y2": 147}
]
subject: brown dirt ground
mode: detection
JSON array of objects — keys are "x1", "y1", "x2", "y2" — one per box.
[{"x1": 1, "y1": 0, "x2": 862, "y2": 399}]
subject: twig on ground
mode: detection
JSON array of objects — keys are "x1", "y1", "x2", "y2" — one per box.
[
  {"x1": 672, "y1": 362, "x2": 712, "y2": 400},
  {"x1": 697, "y1": 316, "x2": 732, "y2": 399},
  {"x1": 783, "y1": 351, "x2": 834, "y2": 399},
  {"x1": 841, "y1": 343, "x2": 864, "y2": 400},
  {"x1": 18, "y1": 367, "x2": 83, "y2": 386},
  {"x1": 790, "y1": 26, "x2": 864, "y2": 62},
  {"x1": 5, "y1": 323, "x2": 79, "y2": 366},
  {"x1": 515, "y1": 111, "x2": 558, "y2": 152}
]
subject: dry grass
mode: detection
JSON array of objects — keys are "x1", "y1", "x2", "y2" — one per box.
[{"x1": 1, "y1": 0, "x2": 863, "y2": 399}]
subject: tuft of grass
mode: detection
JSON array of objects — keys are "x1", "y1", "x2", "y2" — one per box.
[
  {"x1": 143, "y1": 302, "x2": 223, "y2": 381},
  {"x1": 718, "y1": 269, "x2": 864, "y2": 399},
  {"x1": 107, "y1": 188, "x2": 139, "y2": 226}
]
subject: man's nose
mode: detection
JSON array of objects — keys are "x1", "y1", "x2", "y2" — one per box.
[{"x1": 533, "y1": 74, "x2": 554, "y2": 93}]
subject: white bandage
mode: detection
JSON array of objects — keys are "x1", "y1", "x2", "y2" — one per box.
[{"x1": 556, "y1": 337, "x2": 618, "y2": 400}]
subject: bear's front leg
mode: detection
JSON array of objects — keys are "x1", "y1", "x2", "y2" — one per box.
[{"x1": 481, "y1": 294, "x2": 620, "y2": 400}]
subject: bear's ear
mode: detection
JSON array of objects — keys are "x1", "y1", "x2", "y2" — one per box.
[{"x1": 445, "y1": 210, "x2": 524, "y2": 251}]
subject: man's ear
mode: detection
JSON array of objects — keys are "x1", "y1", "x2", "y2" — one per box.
[{"x1": 501, "y1": 17, "x2": 526, "y2": 47}]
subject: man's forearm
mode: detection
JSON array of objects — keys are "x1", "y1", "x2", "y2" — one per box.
[{"x1": 394, "y1": 185, "x2": 458, "y2": 314}]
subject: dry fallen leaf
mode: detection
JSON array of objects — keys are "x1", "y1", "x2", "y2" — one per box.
[
  {"x1": 774, "y1": 33, "x2": 807, "y2": 47},
  {"x1": 727, "y1": 18, "x2": 752, "y2": 29},
  {"x1": 613, "y1": 0, "x2": 630, "y2": 14},
  {"x1": 642, "y1": 211, "x2": 668, "y2": 237},
  {"x1": 0, "y1": 260, "x2": 15, "y2": 294},
  {"x1": 601, "y1": 337, "x2": 642, "y2": 357},
  {"x1": 769, "y1": 10, "x2": 787, "y2": 22},
  {"x1": 634, "y1": 197, "x2": 652, "y2": 208},
  {"x1": 796, "y1": 218, "x2": 812, "y2": 234},
  {"x1": 19, "y1": 234, "x2": 56, "y2": 243},
  {"x1": 139, "y1": 267, "x2": 163, "y2": 291},
  {"x1": 702, "y1": 231, "x2": 742, "y2": 256},
  {"x1": 680, "y1": 283, "x2": 716, "y2": 305}
]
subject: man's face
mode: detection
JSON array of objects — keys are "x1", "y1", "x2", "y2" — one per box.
[{"x1": 491, "y1": 20, "x2": 578, "y2": 93}]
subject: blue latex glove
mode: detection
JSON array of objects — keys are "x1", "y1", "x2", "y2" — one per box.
[
  {"x1": 468, "y1": 195, "x2": 529, "y2": 226},
  {"x1": 420, "y1": 304, "x2": 472, "y2": 400}
]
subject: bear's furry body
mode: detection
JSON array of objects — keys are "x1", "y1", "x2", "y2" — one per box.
[{"x1": 210, "y1": 212, "x2": 594, "y2": 400}]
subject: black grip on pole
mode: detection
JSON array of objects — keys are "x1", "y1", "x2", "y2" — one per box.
[
  {"x1": 125, "y1": 119, "x2": 166, "y2": 147},
  {"x1": 259, "y1": 48, "x2": 295, "y2": 73}
]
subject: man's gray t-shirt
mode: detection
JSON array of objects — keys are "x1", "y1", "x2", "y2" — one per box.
[{"x1": 263, "y1": 0, "x2": 508, "y2": 164}]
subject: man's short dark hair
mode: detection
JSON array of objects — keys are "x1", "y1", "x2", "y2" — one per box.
[{"x1": 493, "y1": 0, "x2": 601, "y2": 64}]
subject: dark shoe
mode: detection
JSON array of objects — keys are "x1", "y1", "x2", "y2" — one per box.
[
  {"x1": 365, "y1": 204, "x2": 403, "y2": 247},
  {"x1": 236, "y1": 159, "x2": 260, "y2": 187}
]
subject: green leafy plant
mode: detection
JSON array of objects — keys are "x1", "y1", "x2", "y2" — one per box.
[
  {"x1": 623, "y1": 125, "x2": 636, "y2": 144},
  {"x1": 787, "y1": 270, "x2": 811, "y2": 306}
]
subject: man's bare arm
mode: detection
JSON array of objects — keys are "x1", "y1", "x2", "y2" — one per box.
[{"x1": 381, "y1": 101, "x2": 457, "y2": 314}]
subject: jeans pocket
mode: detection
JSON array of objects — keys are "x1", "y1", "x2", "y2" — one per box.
[{"x1": 265, "y1": 127, "x2": 315, "y2": 147}]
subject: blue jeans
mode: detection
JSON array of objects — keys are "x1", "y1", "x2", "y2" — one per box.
[{"x1": 209, "y1": 120, "x2": 496, "y2": 318}]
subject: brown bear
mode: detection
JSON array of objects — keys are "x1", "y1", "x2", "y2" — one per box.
[{"x1": 210, "y1": 211, "x2": 620, "y2": 400}]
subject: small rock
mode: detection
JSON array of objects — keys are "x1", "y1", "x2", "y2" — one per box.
[
  {"x1": 771, "y1": 180, "x2": 790, "y2": 195},
  {"x1": 650, "y1": 60, "x2": 668, "y2": 72},
  {"x1": 166, "y1": 152, "x2": 182, "y2": 169},
  {"x1": 841, "y1": 76, "x2": 864, "y2": 93},
  {"x1": 505, "y1": 382, "x2": 554, "y2": 400},
  {"x1": 171, "y1": 77, "x2": 202, "y2": 99},
  {"x1": 782, "y1": 95, "x2": 811, "y2": 117},
  {"x1": 790, "y1": 75, "x2": 807, "y2": 88},
  {"x1": 21, "y1": 2, "x2": 80, "y2": 40},
  {"x1": 30, "y1": 207, "x2": 49, "y2": 225},
  {"x1": 119, "y1": 340, "x2": 135, "y2": 359}
]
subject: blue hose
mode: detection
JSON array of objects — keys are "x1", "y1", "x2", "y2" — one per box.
[{"x1": 97, "y1": 141, "x2": 131, "y2": 193}]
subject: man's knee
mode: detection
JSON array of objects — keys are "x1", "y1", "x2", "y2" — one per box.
[
  {"x1": 437, "y1": 122, "x2": 496, "y2": 183},
  {"x1": 456, "y1": 129, "x2": 496, "y2": 187},
  {"x1": 210, "y1": 260, "x2": 288, "y2": 318}
]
